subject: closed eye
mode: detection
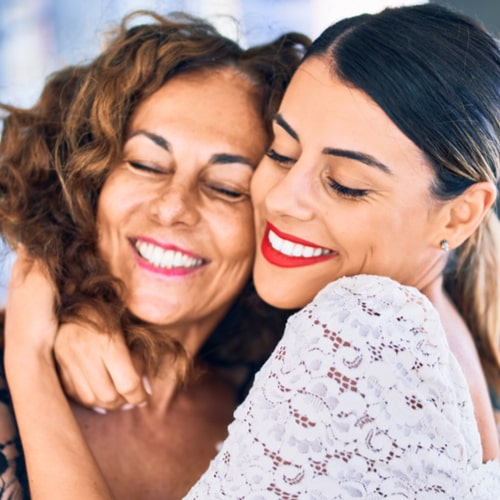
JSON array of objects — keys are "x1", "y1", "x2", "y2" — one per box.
[
  {"x1": 128, "y1": 161, "x2": 165, "y2": 174},
  {"x1": 265, "y1": 148, "x2": 295, "y2": 166},
  {"x1": 328, "y1": 179, "x2": 368, "y2": 199},
  {"x1": 206, "y1": 184, "x2": 247, "y2": 201}
]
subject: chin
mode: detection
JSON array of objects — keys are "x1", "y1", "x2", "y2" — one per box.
[
  {"x1": 128, "y1": 299, "x2": 179, "y2": 325},
  {"x1": 253, "y1": 279, "x2": 305, "y2": 310}
]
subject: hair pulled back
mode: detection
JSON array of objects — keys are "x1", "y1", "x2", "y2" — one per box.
[{"x1": 304, "y1": 4, "x2": 500, "y2": 379}]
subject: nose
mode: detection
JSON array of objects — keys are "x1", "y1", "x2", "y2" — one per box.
[
  {"x1": 265, "y1": 161, "x2": 315, "y2": 221},
  {"x1": 152, "y1": 181, "x2": 201, "y2": 227}
]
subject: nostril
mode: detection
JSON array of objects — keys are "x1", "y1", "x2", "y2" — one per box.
[{"x1": 152, "y1": 190, "x2": 201, "y2": 226}]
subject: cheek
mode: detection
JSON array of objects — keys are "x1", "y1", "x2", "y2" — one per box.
[
  {"x1": 250, "y1": 160, "x2": 282, "y2": 217},
  {"x1": 96, "y1": 185, "x2": 124, "y2": 243},
  {"x1": 97, "y1": 172, "x2": 145, "y2": 227},
  {"x1": 233, "y1": 210, "x2": 256, "y2": 260},
  {"x1": 250, "y1": 165, "x2": 265, "y2": 206},
  {"x1": 96, "y1": 176, "x2": 144, "y2": 257},
  {"x1": 213, "y1": 208, "x2": 256, "y2": 265}
]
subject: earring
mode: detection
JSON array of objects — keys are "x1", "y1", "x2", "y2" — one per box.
[{"x1": 440, "y1": 240, "x2": 449, "y2": 252}]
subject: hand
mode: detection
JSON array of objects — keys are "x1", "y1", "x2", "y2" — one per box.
[{"x1": 54, "y1": 321, "x2": 150, "y2": 411}]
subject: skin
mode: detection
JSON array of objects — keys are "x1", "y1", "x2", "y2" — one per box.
[
  {"x1": 84, "y1": 67, "x2": 266, "y2": 499},
  {"x1": 9, "y1": 66, "x2": 268, "y2": 500},
  {"x1": 99, "y1": 67, "x2": 263, "y2": 355},
  {"x1": 58, "y1": 56, "x2": 499, "y2": 463},
  {"x1": 253, "y1": 57, "x2": 454, "y2": 309},
  {"x1": 251, "y1": 56, "x2": 499, "y2": 460},
  {"x1": 3, "y1": 54, "x2": 499, "y2": 500}
]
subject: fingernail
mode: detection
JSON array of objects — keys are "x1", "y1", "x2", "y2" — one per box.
[
  {"x1": 142, "y1": 375, "x2": 152, "y2": 395},
  {"x1": 121, "y1": 403, "x2": 134, "y2": 411},
  {"x1": 138, "y1": 401, "x2": 147, "y2": 408},
  {"x1": 92, "y1": 406, "x2": 107, "y2": 415}
]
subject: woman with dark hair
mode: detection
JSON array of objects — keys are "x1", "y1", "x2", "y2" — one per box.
[
  {"x1": 0, "y1": 10, "x2": 308, "y2": 499},
  {"x1": 4, "y1": 2, "x2": 500, "y2": 498},
  {"x1": 187, "y1": 4, "x2": 500, "y2": 496}
]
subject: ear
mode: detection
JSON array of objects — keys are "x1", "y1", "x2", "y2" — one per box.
[{"x1": 442, "y1": 181, "x2": 497, "y2": 248}]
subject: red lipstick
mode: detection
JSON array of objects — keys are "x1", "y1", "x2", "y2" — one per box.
[{"x1": 260, "y1": 222, "x2": 335, "y2": 268}]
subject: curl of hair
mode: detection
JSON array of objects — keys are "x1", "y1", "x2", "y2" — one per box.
[
  {"x1": 0, "y1": 10, "x2": 310, "y2": 385},
  {"x1": 304, "y1": 4, "x2": 500, "y2": 382}
]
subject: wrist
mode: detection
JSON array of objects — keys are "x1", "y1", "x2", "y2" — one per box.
[{"x1": 4, "y1": 340, "x2": 56, "y2": 382}]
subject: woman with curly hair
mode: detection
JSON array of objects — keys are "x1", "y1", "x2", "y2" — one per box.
[
  {"x1": 0, "y1": 10, "x2": 309, "y2": 499},
  {"x1": 5, "y1": 2, "x2": 500, "y2": 499}
]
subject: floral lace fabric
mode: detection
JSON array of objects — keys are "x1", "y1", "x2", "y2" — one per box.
[{"x1": 185, "y1": 275, "x2": 500, "y2": 499}]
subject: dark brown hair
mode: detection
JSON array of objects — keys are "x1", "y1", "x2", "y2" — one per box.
[
  {"x1": 304, "y1": 4, "x2": 500, "y2": 383},
  {"x1": 0, "y1": 11, "x2": 309, "y2": 386}
]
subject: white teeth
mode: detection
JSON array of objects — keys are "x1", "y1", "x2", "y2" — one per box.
[
  {"x1": 303, "y1": 246, "x2": 314, "y2": 258},
  {"x1": 281, "y1": 240, "x2": 294, "y2": 255},
  {"x1": 268, "y1": 229, "x2": 331, "y2": 258},
  {"x1": 291, "y1": 244, "x2": 304, "y2": 257},
  {"x1": 135, "y1": 241, "x2": 203, "y2": 269},
  {"x1": 268, "y1": 230, "x2": 282, "y2": 251}
]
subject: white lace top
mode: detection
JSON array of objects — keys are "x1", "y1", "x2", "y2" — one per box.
[{"x1": 185, "y1": 275, "x2": 500, "y2": 499}]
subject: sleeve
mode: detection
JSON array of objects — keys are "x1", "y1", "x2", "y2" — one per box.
[
  {"x1": 185, "y1": 275, "x2": 492, "y2": 499},
  {"x1": 0, "y1": 357, "x2": 28, "y2": 500}
]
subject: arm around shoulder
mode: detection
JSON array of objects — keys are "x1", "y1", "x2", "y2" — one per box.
[{"x1": 3, "y1": 254, "x2": 113, "y2": 500}]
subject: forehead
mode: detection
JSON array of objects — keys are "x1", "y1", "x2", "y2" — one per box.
[
  {"x1": 283, "y1": 58, "x2": 397, "y2": 136},
  {"x1": 127, "y1": 67, "x2": 267, "y2": 159},
  {"x1": 280, "y1": 57, "x2": 425, "y2": 174},
  {"x1": 133, "y1": 67, "x2": 260, "y2": 122}
]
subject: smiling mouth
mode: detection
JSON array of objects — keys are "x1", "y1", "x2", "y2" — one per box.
[
  {"x1": 135, "y1": 240, "x2": 204, "y2": 269},
  {"x1": 261, "y1": 223, "x2": 335, "y2": 268},
  {"x1": 268, "y1": 229, "x2": 332, "y2": 258}
]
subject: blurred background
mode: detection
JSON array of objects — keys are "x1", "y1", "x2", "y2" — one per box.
[{"x1": 0, "y1": 0, "x2": 499, "y2": 304}]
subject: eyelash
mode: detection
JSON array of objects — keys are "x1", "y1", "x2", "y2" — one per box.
[
  {"x1": 128, "y1": 161, "x2": 164, "y2": 174},
  {"x1": 266, "y1": 149, "x2": 368, "y2": 200},
  {"x1": 328, "y1": 178, "x2": 368, "y2": 199},
  {"x1": 207, "y1": 185, "x2": 245, "y2": 200},
  {"x1": 265, "y1": 148, "x2": 295, "y2": 166},
  {"x1": 129, "y1": 162, "x2": 246, "y2": 202}
]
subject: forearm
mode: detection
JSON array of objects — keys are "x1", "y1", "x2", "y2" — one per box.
[
  {"x1": 5, "y1": 349, "x2": 113, "y2": 500},
  {"x1": 3, "y1": 252, "x2": 114, "y2": 499}
]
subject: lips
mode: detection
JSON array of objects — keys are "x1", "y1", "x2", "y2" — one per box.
[
  {"x1": 132, "y1": 237, "x2": 207, "y2": 276},
  {"x1": 260, "y1": 222, "x2": 335, "y2": 268}
]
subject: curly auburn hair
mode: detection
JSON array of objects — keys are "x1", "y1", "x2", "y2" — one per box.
[{"x1": 0, "y1": 11, "x2": 310, "y2": 387}]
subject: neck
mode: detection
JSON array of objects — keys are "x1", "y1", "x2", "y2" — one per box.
[
  {"x1": 131, "y1": 331, "x2": 211, "y2": 415},
  {"x1": 144, "y1": 362, "x2": 180, "y2": 414},
  {"x1": 409, "y1": 251, "x2": 447, "y2": 304},
  {"x1": 129, "y1": 304, "x2": 234, "y2": 414}
]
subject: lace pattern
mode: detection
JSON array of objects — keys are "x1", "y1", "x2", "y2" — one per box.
[{"x1": 185, "y1": 275, "x2": 500, "y2": 499}]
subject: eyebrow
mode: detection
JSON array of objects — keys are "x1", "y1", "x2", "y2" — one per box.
[
  {"x1": 127, "y1": 131, "x2": 254, "y2": 169},
  {"x1": 209, "y1": 153, "x2": 256, "y2": 169},
  {"x1": 275, "y1": 113, "x2": 298, "y2": 140},
  {"x1": 274, "y1": 113, "x2": 392, "y2": 174},
  {"x1": 323, "y1": 148, "x2": 393, "y2": 174},
  {"x1": 127, "y1": 130, "x2": 171, "y2": 151}
]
